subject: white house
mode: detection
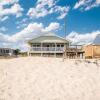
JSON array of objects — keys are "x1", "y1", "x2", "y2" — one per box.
[{"x1": 28, "y1": 33, "x2": 70, "y2": 56}]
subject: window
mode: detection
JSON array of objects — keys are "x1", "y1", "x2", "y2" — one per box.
[
  {"x1": 37, "y1": 45, "x2": 40, "y2": 47},
  {"x1": 6, "y1": 50, "x2": 9, "y2": 53},
  {"x1": 0, "y1": 49, "x2": 2, "y2": 53},
  {"x1": 3, "y1": 50, "x2": 5, "y2": 53},
  {"x1": 57, "y1": 44, "x2": 60, "y2": 47},
  {"x1": 61, "y1": 45, "x2": 64, "y2": 47}
]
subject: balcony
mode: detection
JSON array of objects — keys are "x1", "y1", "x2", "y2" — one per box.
[{"x1": 30, "y1": 47, "x2": 64, "y2": 53}]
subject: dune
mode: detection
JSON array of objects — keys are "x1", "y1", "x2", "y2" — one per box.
[{"x1": 0, "y1": 57, "x2": 100, "y2": 100}]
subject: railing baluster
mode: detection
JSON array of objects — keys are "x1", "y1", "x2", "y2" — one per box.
[{"x1": 30, "y1": 47, "x2": 64, "y2": 52}]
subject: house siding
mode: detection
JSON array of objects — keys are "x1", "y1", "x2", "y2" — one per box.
[{"x1": 84, "y1": 45, "x2": 100, "y2": 58}]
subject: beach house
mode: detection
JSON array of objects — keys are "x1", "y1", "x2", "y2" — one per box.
[
  {"x1": 28, "y1": 33, "x2": 70, "y2": 56},
  {"x1": 84, "y1": 34, "x2": 100, "y2": 58}
]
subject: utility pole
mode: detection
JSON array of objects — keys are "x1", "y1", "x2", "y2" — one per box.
[
  {"x1": 63, "y1": 15, "x2": 67, "y2": 61},
  {"x1": 64, "y1": 15, "x2": 67, "y2": 39}
]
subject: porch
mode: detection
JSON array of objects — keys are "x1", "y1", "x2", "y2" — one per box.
[
  {"x1": 30, "y1": 47, "x2": 64, "y2": 53},
  {"x1": 29, "y1": 43, "x2": 66, "y2": 53}
]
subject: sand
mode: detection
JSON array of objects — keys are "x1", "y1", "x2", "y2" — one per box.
[{"x1": 0, "y1": 57, "x2": 100, "y2": 100}]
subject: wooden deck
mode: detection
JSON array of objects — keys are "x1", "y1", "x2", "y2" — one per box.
[{"x1": 63, "y1": 45, "x2": 85, "y2": 59}]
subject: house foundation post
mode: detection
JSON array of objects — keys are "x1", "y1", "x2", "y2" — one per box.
[{"x1": 75, "y1": 52, "x2": 78, "y2": 59}]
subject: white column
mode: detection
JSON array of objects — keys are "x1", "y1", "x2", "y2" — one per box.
[
  {"x1": 41, "y1": 43, "x2": 43, "y2": 56},
  {"x1": 54, "y1": 43, "x2": 56, "y2": 57},
  {"x1": 28, "y1": 44, "x2": 32, "y2": 56}
]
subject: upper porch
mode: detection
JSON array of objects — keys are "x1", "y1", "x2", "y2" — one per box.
[{"x1": 29, "y1": 43, "x2": 67, "y2": 53}]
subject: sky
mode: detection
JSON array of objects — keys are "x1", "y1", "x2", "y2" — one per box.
[{"x1": 0, "y1": 0, "x2": 100, "y2": 51}]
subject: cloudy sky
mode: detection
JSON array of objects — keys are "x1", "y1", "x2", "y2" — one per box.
[{"x1": 0, "y1": 0, "x2": 100, "y2": 51}]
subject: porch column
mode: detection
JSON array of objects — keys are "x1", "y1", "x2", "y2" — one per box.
[
  {"x1": 63, "y1": 43, "x2": 67, "y2": 58},
  {"x1": 54, "y1": 43, "x2": 56, "y2": 57},
  {"x1": 41, "y1": 42, "x2": 43, "y2": 56},
  {"x1": 27, "y1": 46, "x2": 30, "y2": 56}
]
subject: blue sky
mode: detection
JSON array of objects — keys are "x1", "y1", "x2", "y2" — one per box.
[{"x1": 0, "y1": 0, "x2": 100, "y2": 50}]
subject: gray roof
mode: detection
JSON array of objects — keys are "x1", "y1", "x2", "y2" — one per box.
[
  {"x1": 92, "y1": 34, "x2": 100, "y2": 45},
  {"x1": 28, "y1": 33, "x2": 70, "y2": 44}
]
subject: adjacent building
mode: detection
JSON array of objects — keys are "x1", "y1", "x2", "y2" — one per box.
[
  {"x1": 0, "y1": 48, "x2": 14, "y2": 56},
  {"x1": 84, "y1": 34, "x2": 100, "y2": 58}
]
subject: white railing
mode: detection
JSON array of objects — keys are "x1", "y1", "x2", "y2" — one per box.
[{"x1": 30, "y1": 47, "x2": 64, "y2": 51}]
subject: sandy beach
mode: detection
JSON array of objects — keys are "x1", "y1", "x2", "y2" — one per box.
[{"x1": 0, "y1": 57, "x2": 100, "y2": 100}]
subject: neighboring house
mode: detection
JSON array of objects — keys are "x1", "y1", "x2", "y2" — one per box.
[
  {"x1": 0, "y1": 48, "x2": 14, "y2": 56},
  {"x1": 84, "y1": 34, "x2": 100, "y2": 58},
  {"x1": 28, "y1": 33, "x2": 70, "y2": 56}
]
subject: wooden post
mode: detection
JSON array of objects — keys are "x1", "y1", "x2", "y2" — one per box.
[
  {"x1": 82, "y1": 53, "x2": 83, "y2": 59},
  {"x1": 75, "y1": 51, "x2": 78, "y2": 59}
]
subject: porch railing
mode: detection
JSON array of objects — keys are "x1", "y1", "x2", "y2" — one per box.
[{"x1": 30, "y1": 47, "x2": 64, "y2": 51}]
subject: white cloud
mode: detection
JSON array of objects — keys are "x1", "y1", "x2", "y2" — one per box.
[
  {"x1": 0, "y1": 27, "x2": 7, "y2": 32},
  {"x1": 0, "y1": 3, "x2": 23, "y2": 18},
  {"x1": 0, "y1": 33, "x2": 9, "y2": 42},
  {"x1": 0, "y1": 22, "x2": 60, "y2": 51},
  {"x1": 74, "y1": 0, "x2": 86, "y2": 9},
  {"x1": 43, "y1": 22, "x2": 60, "y2": 32},
  {"x1": 66, "y1": 31, "x2": 100, "y2": 45},
  {"x1": 11, "y1": 23, "x2": 44, "y2": 42},
  {"x1": 16, "y1": 18, "x2": 28, "y2": 29},
  {"x1": 17, "y1": 23, "x2": 27, "y2": 29},
  {"x1": 21, "y1": 18, "x2": 28, "y2": 23},
  {"x1": 27, "y1": 0, "x2": 69, "y2": 19},
  {"x1": 55, "y1": 6, "x2": 70, "y2": 19},
  {"x1": 74, "y1": 0, "x2": 100, "y2": 11},
  {"x1": 0, "y1": 0, "x2": 19, "y2": 6},
  {"x1": 0, "y1": 16, "x2": 9, "y2": 21},
  {"x1": 96, "y1": 0, "x2": 100, "y2": 3},
  {"x1": 37, "y1": 0, "x2": 56, "y2": 7},
  {"x1": 11, "y1": 22, "x2": 60, "y2": 42},
  {"x1": 0, "y1": 0, "x2": 23, "y2": 21}
]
